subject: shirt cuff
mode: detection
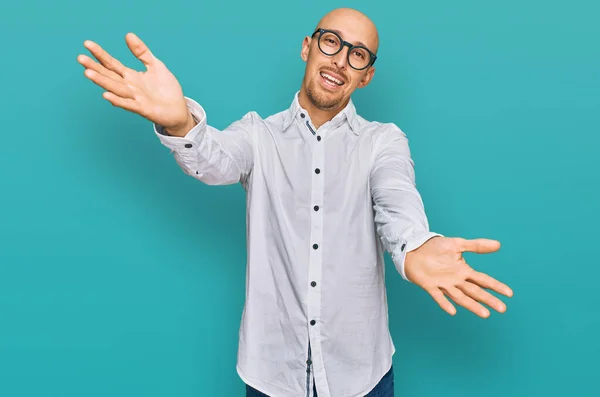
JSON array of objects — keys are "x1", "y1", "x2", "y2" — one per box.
[{"x1": 153, "y1": 96, "x2": 206, "y2": 151}]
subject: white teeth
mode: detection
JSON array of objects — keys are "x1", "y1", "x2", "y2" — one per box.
[{"x1": 321, "y1": 72, "x2": 343, "y2": 85}]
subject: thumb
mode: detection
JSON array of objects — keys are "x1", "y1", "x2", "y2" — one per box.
[
  {"x1": 459, "y1": 238, "x2": 501, "y2": 254},
  {"x1": 125, "y1": 32, "x2": 156, "y2": 67}
]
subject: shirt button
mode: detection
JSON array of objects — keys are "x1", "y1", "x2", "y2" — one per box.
[
  {"x1": 312, "y1": 244, "x2": 318, "y2": 249},
  {"x1": 317, "y1": 135, "x2": 321, "y2": 141},
  {"x1": 301, "y1": 113, "x2": 305, "y2": 118},
  {"x1": 401, "y1": 243, "x2": 406, "y2": 251},
  {"x1": 310, "y1": 320, "x2": 316, "y2": 326},
  {"x1": 315, "y1": 168, "x2": 320, "y2": 174},
  {"x1": 311, "y1": 281, "x2": 317, "y2": 287},
  {"x1": 184, "y1": 143, "x2": 192, "y2": 148},
  {"x1": 313, "y1": 205, "x2": 319, "y2": 211},
  {"x1": 306, "y1": 359, "x2": 312, "y2": 365}
]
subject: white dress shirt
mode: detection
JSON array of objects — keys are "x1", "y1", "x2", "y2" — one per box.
[{"x1": 154, "y1": 92, "x2": 441, "y2": 397}]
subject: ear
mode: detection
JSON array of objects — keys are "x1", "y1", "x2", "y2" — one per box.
[
  {"x1": 357, "y1": 66, "x2": 375, "y2": 88},
  {"x1": 300, "y1": 36, "x2": 311, "y2": 62}
]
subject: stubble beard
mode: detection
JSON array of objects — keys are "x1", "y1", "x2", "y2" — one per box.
[{"x1": 306, "y1": 75, "x2": 344, "y2": 111}]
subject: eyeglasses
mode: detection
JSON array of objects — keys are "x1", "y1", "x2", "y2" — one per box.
[{"x1": 311, "y1": 28, "x2": 377, "y2": 71}]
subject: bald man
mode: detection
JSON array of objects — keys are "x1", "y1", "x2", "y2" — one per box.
[{"x1": 78, "y1": 7, "x2": 513, "y2": 397}]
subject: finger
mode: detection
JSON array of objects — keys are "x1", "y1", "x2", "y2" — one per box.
[
  {"x1": 83, "y1": 40, "x2": 128, "y2": 77},
  {"x1": 459, "y1": 238, "x2": 501, "y2": 254},
  {"x1": 125, "y1": 32, "x2": 156, "y2": 67},
  {"x1": 102, "y1": 92, "x2": 143, "y2": 114},
  {"x1": 77, "y1": 54, "x2": 122, "y2": 82},
  {"x1": 84, "y1": 69, "x2": 133, "y2": 99},
  {"x1": 457, "y1": 281, "x2": 507, "y2": 313},
  {"x1": 468, "y1": 270, "x2": 514, "y2": 298},
  {"x1": 428, "y1": 288, "x2": 457, "y2": 316},
  {"x1": 442, "y1": 285, "x2": 490, "y2": 318}
]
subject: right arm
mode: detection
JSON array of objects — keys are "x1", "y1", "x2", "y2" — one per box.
[
  {"x1": 77, "y1": 32, "x2": 253, "y2": 185},
  {"x1": 154, "y1": 97, "x2": 256, "y2": 186}
]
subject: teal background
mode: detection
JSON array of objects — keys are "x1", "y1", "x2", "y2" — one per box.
[{"x1": 1, "y1": 0, "x2": 598, "y2": 396}]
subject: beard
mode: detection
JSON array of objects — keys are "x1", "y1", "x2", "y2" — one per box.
[{"x1": 305, "y1": 73, "x2": 345, "y2": 110}]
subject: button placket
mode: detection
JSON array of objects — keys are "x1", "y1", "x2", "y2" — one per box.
[{"x1": 306, "y1": 122, "x2": 328, "y2": 396}]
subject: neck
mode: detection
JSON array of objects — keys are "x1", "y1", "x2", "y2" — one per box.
[{"x1": 298, "y1": 88, "x2": 348, "y2": 129}]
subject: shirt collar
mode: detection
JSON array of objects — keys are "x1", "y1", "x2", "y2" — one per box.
[{"x1": 282, "y1": 91, "x2": 360, "y2": 135}]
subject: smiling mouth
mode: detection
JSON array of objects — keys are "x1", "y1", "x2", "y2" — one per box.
[{"x1": 320, "y1": 71, "x2": 345, "y2": 86}]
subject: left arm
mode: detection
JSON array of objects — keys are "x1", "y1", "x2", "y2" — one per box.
[
  {"x1": 370, "y1": 125, "x2": 513, "y2": 318},
  {"x1": 370, "y1": 125, "x2": 442, "y2": 281}
]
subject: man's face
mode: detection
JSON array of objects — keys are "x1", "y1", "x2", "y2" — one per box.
[{"x1": 300, "y1": 13, "x2": 378, "y2": 111}]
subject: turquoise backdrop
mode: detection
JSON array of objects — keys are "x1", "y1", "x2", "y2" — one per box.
[{"x1": 1, "y1": 0, "x2": 598, "y2": 396}]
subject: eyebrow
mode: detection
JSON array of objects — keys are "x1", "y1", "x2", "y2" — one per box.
[{"x1": 329, "y1": 28, "x2": 368, "y2": 48}]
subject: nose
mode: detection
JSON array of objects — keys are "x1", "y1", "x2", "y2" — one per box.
[{"x1": 332, "y1": 46, "x2": 349, "y2": 70}]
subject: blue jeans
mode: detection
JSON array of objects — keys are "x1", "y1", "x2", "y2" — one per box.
[{"x1": 245, "y1": 365, "x2": 394, "y2": 396}]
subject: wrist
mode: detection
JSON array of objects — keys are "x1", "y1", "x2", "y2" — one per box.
[
  {"x1": 404, "y1": 249, "x2": 420, "y2": 282},
  {"x1": 165, "y1": 112, "x2": 196, "y2": 137}
]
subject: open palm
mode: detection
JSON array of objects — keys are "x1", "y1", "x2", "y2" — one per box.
[
  {"x1": 77, "y1": 32, "x2": 190, "y2": 130},
  {"x1": 405, "y1": 236, "x2": 513, "y2": 318}
]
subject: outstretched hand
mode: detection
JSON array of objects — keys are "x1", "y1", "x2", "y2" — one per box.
[
  {"x1": 77, "y1": 32, "x2": 194, "y2": 135},
  {"x1": 405, "y1": 236, "x2": 513, "y2": 318}
]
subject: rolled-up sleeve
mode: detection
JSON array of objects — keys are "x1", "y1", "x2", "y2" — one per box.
[
  {"x1": 370, "y1": 125, "x2": 443, "y2": 282},
  {"x1": 154, "y1": 96, "x2": 256, "y2": 186}
]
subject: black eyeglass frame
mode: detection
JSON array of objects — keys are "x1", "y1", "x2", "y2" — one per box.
[{"x1": 311, "y1": 28, "x2": 377, "y2": 70}]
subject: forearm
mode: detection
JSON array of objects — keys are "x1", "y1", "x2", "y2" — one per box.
[
  {"x1": 154, "y1": 97, "x2": 255, "y2": 186},
  {"x1": 373, "y1": 186, "x2": 442, "y2": 279}
]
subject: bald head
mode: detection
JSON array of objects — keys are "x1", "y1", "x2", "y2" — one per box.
[{"x1": 315, "y1": 8, "x2": 379, "y2": 54}]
